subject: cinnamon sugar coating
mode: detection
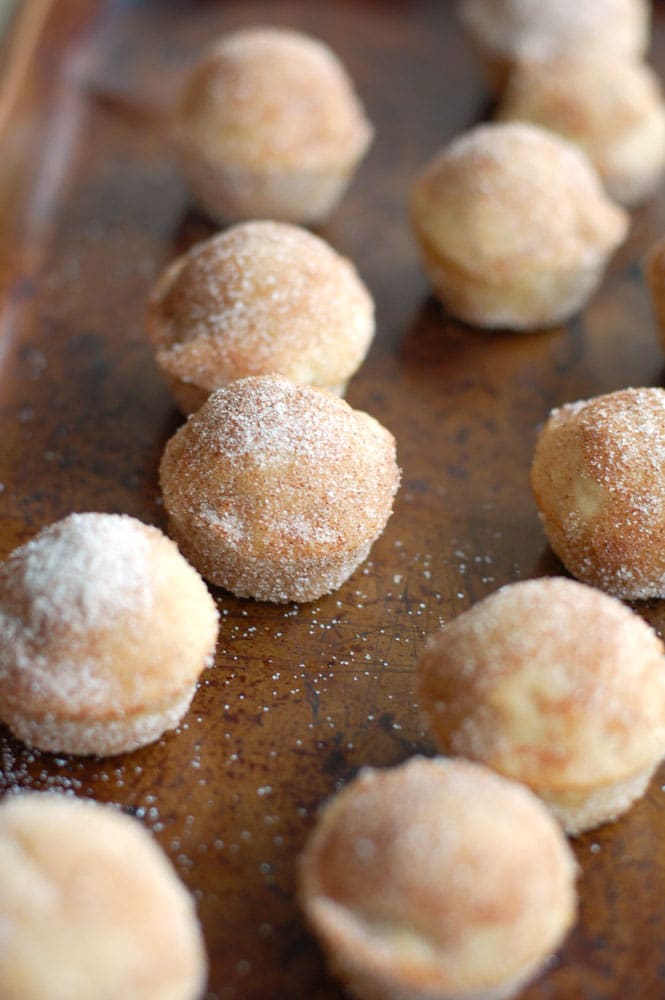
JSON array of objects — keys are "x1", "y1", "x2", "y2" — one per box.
[
  {"x1": 531, "y1": 387, "x2": 665, "y2": 599},
  {"x1": 298, "y1": 757, "x2": 577, "y2": 1000},
  {"x1": 159, "y1": 375, "x2": 400, "y2": 603},
  {"x1": 498, "y1": 51, "x2": 665, "y2": 207},
  {"x1": 0, "y1": 793, "x2": 207, "y2": 1000},
  {"x1": 171, "y1": 25, "x2": 373, "y2": 224},
  {"x1": 0, "y1": 513, "x2": 219, "y2": 756},
  {"x1": 458, "y1": 0, "x2": 650, "y2": 92},
  {"x1": 410, "y1": 122, "x2": 628, "y2": 331},
  {"x1": 418, "y1": 578, "x2": 665, "y2": 833},
  {"x1": 146, "y1": 221, "x2": 375, "y2": 415}
]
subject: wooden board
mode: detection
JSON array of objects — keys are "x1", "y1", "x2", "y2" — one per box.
[{"x1": 2, "y1": 1, "x2": 665, "y2": 997}]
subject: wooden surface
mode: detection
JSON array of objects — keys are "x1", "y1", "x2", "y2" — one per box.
[{"x1": 3, "y1": 2, "x2": 665, "y2": 998}]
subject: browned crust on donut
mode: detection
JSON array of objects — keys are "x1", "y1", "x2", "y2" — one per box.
[{"x1": 531, "y1": 387, "x2": 665, "y2": 598}]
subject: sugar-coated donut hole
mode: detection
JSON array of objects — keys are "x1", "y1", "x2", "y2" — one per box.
[
  {"x1": 531, "y1": 387, "x2": 665, "y2": 599},
  {"x1": 497, "y1": 50, "x2": 665, "y2": 207},
  {"x1": 171, "y1": 25, "x2": 374, "y2": 224},
  {"x1": 146, "y1": 221, "x2": 375, "y2": 415},
  {"x1": 298, "y1": 756, "x2": 577, "y2": 1000},
  {"x1": 0, "y1": 793, "x2": 207, "y2": 1000},
  {"x1": 0, "y1": 513, "x2": 219, "y2": 756},
  {"x1": 417, "y1": 577, "x2": 665, "y2": 834},
  {"x1": 159, "y1": 375, "x2": 400, "y2": 603},
  {"x1": 410, "y1": 123, "x2": 628, "y2": 331}
]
